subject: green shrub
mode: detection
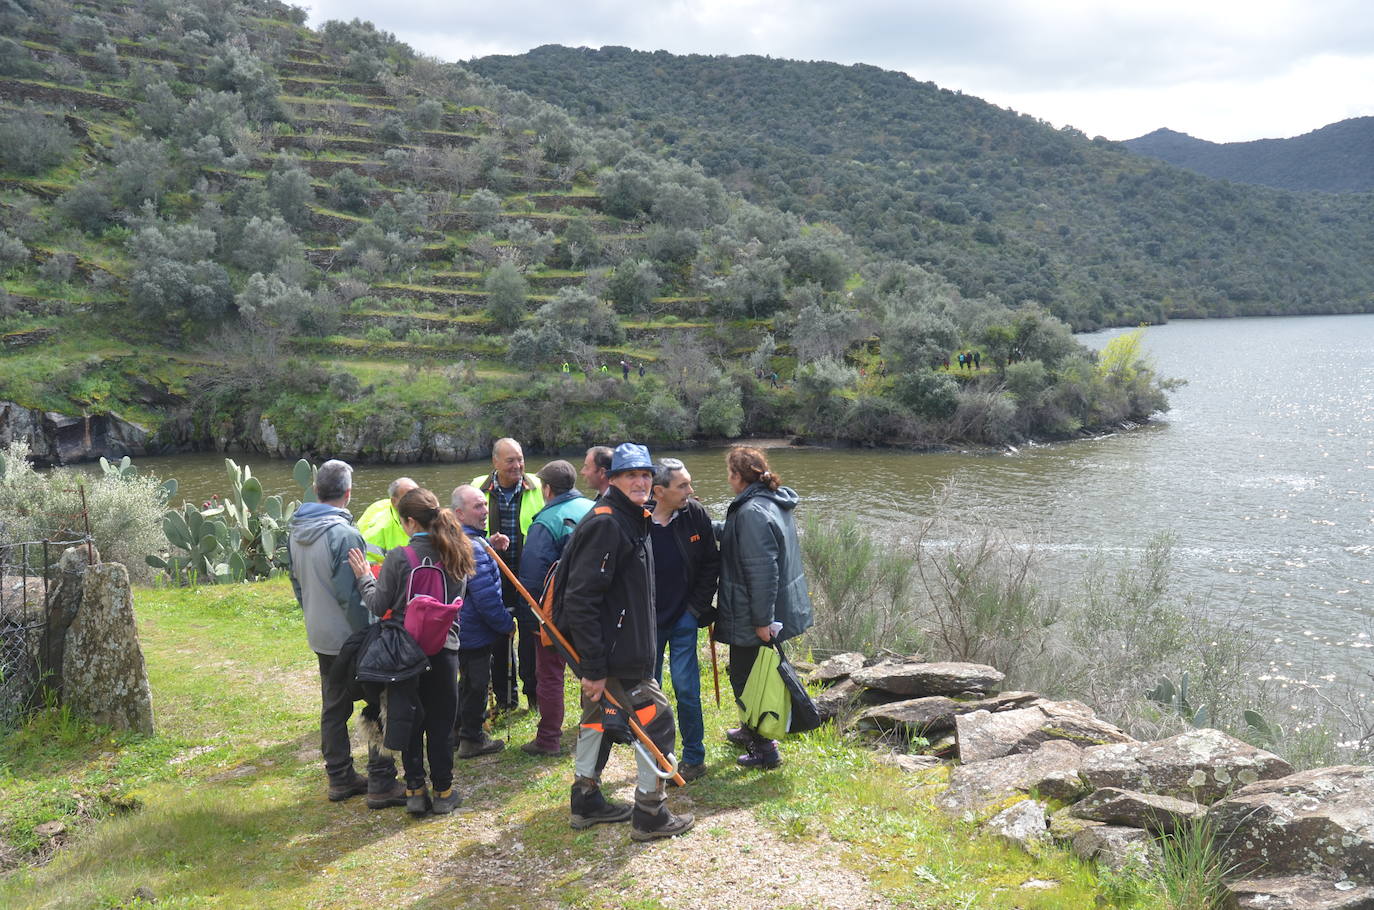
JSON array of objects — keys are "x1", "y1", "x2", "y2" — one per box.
[
  {"x1": 0, "y1": 441, "x2": 169, "y2": 582},
  {"x1": 0, "y1": 106, "x2": 75, "y2": 176}
]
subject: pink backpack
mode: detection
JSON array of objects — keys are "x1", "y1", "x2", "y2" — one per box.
[{"x1": 400, "y1": 546, "x2": 463, "y2": 655}]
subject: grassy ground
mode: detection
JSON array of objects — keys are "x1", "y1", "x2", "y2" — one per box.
[{"x1": 0, "y1": 579, "x2": 1163, "y2": 909}]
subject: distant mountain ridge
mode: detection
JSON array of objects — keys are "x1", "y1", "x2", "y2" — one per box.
[
  {"x1": 473, "y1": 45, "x2": 1374, "y2": 327},
  {"x1": 1124, "y1": 118, "x2": 1374, "y2": 193}
]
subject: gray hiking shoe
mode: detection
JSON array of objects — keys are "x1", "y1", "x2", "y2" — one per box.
[
  {"x1": 569, "y1": 784, "x2": 633, "y2": 829},
  {"x1": 406, "y1": 786, "x2": 431, "y2": 817},
  {"x1": 431, "y1": 788, "x2": 461, "y2": 815},
  {"x1": 630, "y1": 805, "x2": 696, "y2": 841},
  {"x1": 457, "y1": 735, "x2": 506, "y2": 759}
]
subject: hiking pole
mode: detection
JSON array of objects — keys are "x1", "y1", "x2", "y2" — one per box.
[
  {"x1": 708, "y1": 624, "x2": 721, "y2": 708},
  {"x1": 482, "y1": 541, "x2": 684, "y2": 786}
]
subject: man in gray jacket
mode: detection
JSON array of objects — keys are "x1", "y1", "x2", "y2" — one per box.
[{"x1": 288, "y1": 459, "x2": 404, "y2": 808}]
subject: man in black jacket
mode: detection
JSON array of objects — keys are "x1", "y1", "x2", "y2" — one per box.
[
  {"x1": 556, "y1": 443, "x2": 695, "y2": 842},
  {"x1": 649, "y1": 458, "x2": 719, "y2": 782}
]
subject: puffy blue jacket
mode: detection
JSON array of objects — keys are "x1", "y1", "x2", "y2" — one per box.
[{"x1": 459, "y1": 525, "x2": 515, "y2": 649}]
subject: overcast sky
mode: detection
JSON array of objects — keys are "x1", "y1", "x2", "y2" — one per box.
[{"x1": 300, "y1": 0, "x2": 1374, "y2": 143}]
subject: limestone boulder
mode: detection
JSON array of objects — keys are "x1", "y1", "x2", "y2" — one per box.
[
  {"x1": 808, "y1": 652, "x2": 868, "y2": 686},
  {"x1": 1071, "y1": 824, "x2": 1161, "y2": 873},
  {"x1": 1069, "y1": 787, "x2": 1206, "y2": 834},
  {"x1": 1226, "y1": 876, "x2": 1374, "y2": 910},
  {"x1": 856, "y1": 691, "x2": 1042, "y2": 739},
  {"x1": 850, "y1": 659, "x2": 1004, "y2": 697},
  {"x1": 937, "y1": 739, "x2": 1084, "y2": 815},
  {"x1": 1207, "y1": 766, "x2": 1374, "y2": 884},
  {"x1": 1080, "y1": 728, "x2": 1293, "y2": 804},
  {"x1": 61, "y1": 562, "x2": 154, "y2": 734},
  {"x1": 986, "y1": 799, "x2": 1049, "y2": 850}
]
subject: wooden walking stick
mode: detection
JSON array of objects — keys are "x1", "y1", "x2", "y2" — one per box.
[
  {"x1": 708, "y1": 623, "x2": 721, "y2": 708},
  {"x1": 481, "y1": 541, "x2": 685, "y2": 786}
]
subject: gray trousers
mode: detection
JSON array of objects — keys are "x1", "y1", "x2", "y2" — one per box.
[{"x1": 574, "y1": 677, "x2": 676, "y2": 809}]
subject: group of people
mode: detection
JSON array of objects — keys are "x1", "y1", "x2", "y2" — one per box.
[
  {"x1": 287, "y1": 438, "x2": 813, "y2": 842},
  {"x1": 558, "y1": 360, "x2": 647, "y2": 381}
]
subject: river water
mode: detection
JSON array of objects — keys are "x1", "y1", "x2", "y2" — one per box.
[{"x1": 82, "y1": 314, "x2": 1374, "y2": 682}]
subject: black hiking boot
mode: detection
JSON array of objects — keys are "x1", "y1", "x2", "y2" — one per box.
[
  {"x1": 569, "y1": 783, "x2": 633, "y2": 829},
  {"x1": 737, "y1": 739, "x2": 782, "y2": 770},
  {"x1": 630, "y1": 803, "x2": 695, "y2": 841}
]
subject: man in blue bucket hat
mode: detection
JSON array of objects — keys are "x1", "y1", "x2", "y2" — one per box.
[{"x1": 553, "y1": 443, "x2": 695, "y2": 841}]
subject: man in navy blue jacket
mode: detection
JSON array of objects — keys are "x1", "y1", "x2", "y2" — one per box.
[{"x1": 450, "y1": 484, "x2": 516, "y2": 758}]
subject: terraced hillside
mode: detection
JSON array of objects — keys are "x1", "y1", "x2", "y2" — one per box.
[{"x1": 0, "y1": 0, "x2": 1169, "y2": 461}]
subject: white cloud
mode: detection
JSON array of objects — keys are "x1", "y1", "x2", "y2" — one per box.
[{"x1": 300, "y1": 0, "x2": 1374, "y2": 141}]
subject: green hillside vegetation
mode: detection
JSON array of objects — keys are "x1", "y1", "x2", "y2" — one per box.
[
  {"x1": 1125, "y1": 118, "x2": 1374, "y2": 194},
  {"x1": 0, "y1": 0, "x2": 1168, "y2": 459},
  {"x1": 471, "y1": 46, "x2": 1374, "y2": 329}
]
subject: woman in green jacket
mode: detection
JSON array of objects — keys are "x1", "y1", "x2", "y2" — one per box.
[{"x1": 716, "y1": 446, "x2": 814, "y2": 769}]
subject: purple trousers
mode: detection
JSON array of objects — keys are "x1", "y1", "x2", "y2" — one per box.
[{"x1": 533, "y1": 639, "x2": 567, "y2": 750}]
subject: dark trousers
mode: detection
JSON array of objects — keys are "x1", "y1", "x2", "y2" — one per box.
[
  {"x1": 727, "y1": 643, "x2": 762, "y2": 702},
  {"x1": 493, "y1": 570, "x2": 539, "y2": 706},
  {"x1": 457, "y1": 644, "x2": 494, "y2": 742},
  {"x1": 316, "y1": 652, "x2": 396, "y2": 788},
  {"x1": 403, "y1": 647, "x2": 459, "y2": 792},
  {"x1": 727, "y1": 643, "x2": 773, "y2": 746}
]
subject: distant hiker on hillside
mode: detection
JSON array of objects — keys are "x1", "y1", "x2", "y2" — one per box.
[
  {"x1": 621, "y1": 359, "x2": 631, "y2": 381},
  {"x1": 449, "y1": 484, "x2": 516, "y2": 760},
  {"x1": 287, "y1": 459, "x2": 402, "y2": 809},
  {"x1": 648, "y1": 457, "x2": 720, "y2": 783},
  {"x1": 349, "y1": 487, "x2": 472, "y2": 816},
  {"x1": 973, "y1": 351, "x2": 981, "y2": 369},
  {"x1": 638, "y1": 362, "x2": 646, "y2": 379},
  {"x1": 516, "y1": 460, "x2": 593, "y2": 757},
  {"x1": 557, "y1": 443, "x2": 695, "y2": 840},
  {"x1": 716, "y1": 446, "x2": 814, "y2": 770},
  {"x1": 356, "y1": 477, "x2": 417, "y2": 568}
]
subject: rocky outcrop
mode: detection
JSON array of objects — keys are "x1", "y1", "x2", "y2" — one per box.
[
  {"x1": 849, "y1": 659, "x2": 1004, "y2": 697},
  {"x1": 937, "y1": 740, "x2": 1085, "y2": 815},
  {"x1": 0, "y1": 401, "x2": 150, "y2": 466},
  {"x1": 1071, "y1": 824, "x2": 1161, "y2": 872},
  {"x1": 986, "y1": 799, "x2": 1049, "y2": 849},
  {"x1": 1079, "y1": 728, "x2": 1293, "y2": 804},
  {"x1": 60, "y1": 561, "x2": 154, "y2": 734},
  {"x1": 1226, "y1": 876, "x2": 1374, "y2": 909},
  {"x1": 809, "y1": 652, "x2": 868, "y2": 685},
  {"x1": 1207, "y1": 766, "x2": 1374, "y2": 884},
  {"x1": 954, "y1": 700, "x2": 1133, "y2": 762},
  {"x1": 1069, "y1": 787, "x2": 1206, "y2": 834},
  {"x1": 857, "y1": 691, "x2": 1042, "y2": 739}
]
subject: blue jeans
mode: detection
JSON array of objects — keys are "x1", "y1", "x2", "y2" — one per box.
[{"x1": 654, "y1": 610, "x2": 705, "y2": 765}]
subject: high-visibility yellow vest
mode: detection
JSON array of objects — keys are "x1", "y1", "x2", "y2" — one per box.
[{"x1": 356, "y1": 498, "x2": 409, "y2": 564}]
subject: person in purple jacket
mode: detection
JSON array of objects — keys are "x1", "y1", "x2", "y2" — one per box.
[{"x1": 450, "y1": 484, "x2": 516, "y2": 758}]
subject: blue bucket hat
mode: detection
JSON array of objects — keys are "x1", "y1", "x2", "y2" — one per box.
[{"x1": 608, "y1": 442, "x2": 653, "y2": 475}]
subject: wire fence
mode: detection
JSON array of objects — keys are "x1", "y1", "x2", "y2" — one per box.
[{"x1": 0, "y1": 485, "x2": 97, "y2": 728}]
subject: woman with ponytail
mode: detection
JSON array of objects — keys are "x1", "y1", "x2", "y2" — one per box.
[
  {"x1": 716, "y1": 446, "x2": 814, "y2": 769},
  {"x1": 348, "y1": 487, "x2": 474, "y2": 815}
]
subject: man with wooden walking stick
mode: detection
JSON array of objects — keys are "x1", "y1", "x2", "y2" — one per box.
[{"x1": 550, "y1": 443, "x2": 695, "y2": 840}]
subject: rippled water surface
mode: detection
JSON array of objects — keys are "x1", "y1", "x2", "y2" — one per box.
[{"x1": 93, "y1": 314, "x2": 1374, "y2": 681}]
